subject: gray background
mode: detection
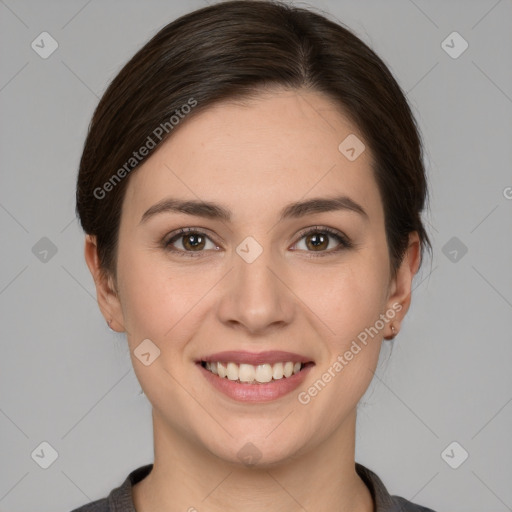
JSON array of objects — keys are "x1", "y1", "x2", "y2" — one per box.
[{"x1": 1, "y1": 0, "x2": 511, "y2": 511}]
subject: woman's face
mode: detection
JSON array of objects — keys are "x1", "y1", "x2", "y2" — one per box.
[{"x1": 95, "y1": 88, "x2": 417, "y2": 466}]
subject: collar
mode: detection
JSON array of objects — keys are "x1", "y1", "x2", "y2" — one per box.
[{"x1": 105, "y1": 462, "x2": 434, "y2": 512}]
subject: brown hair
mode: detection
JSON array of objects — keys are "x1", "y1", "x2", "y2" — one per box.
[{"x1": 76, "y1": 0, "x2": 432, "y2": 281}]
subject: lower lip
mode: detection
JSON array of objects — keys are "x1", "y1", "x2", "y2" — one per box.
[{"x1": 197, "y1": 363, "x2": 313, "y2": 402}]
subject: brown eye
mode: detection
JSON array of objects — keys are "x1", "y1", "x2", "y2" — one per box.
[
  {"x1": 181, "y1": 232, "x2": 206, "y2": 251},
  {"x1": 164, "y1": 229, "x2": 218, "y2": 255},
  {"x1": 304, "y1": 232, "x2": 329, "y2": 251},
  {"x1": 293, "y1": 227, "x2": 352, "y2": 255}
]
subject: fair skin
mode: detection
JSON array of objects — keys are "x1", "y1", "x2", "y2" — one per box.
[{"x1": 85, "y1": 88, "x2": 420, "y2": 512}]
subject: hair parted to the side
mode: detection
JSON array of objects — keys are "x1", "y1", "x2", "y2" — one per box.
[{"x1": 76, "y1": 0, "x2": 432, "y2": 282}]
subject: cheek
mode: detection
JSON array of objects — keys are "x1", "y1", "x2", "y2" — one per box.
[
  {"x1": 116, "y1": 250, "x2": 196, "y2": 403},
  {"x1": 116, "y1": 245, "x2": 186, "y2": 344},
  {"x1": 292, "y1": 258, "x2": 388, "y2": 429},
  {"x1": 296, "y1": 254, "x2": 388, "y2": 347}
]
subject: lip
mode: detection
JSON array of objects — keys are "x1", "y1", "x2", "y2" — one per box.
[
  {"x1": 197, "y1": 363, "x2": 313, "y2": 402},
  {"x1": 196, "y1": 351, "x2": 315, "y2": 403},
  {"x1": 197, "y1": 350, "x2": 313, "y2": 365}
]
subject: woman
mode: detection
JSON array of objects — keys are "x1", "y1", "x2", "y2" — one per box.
[{"x1": 72, "y1": 1, "x2": 436, "y2": 510}]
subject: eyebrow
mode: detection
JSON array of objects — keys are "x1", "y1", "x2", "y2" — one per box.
[{"x1": 139, "y1": 195, "x2": 369, "y2": 224}]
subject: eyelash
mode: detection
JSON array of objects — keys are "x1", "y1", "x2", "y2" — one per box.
[{"x1": 162, "y1": 226, "x2": 353, "y2": 258}]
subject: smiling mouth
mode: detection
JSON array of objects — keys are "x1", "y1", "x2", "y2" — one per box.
[{"x1": 200, "y1": 360, "x2": 315, "y2": 384}]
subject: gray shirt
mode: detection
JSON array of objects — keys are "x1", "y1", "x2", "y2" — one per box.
[{"x1": 70, "y1": 463, "x2": 437, "y2": 512}]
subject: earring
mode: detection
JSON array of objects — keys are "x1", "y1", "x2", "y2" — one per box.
[
  {"x1": 390, "y1": 324, "x2": 397, "y2": 339},
  {"x1": 107, "y1": 318, "x2": 114, "y2": 331}
]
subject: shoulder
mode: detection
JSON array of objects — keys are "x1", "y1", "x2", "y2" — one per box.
[
  {"x1": 69, "y1": 497, "x2": 109, "y2": 512},
  {"x1": 68, "y1": 463, "x2": 153, "y2": 512},
  {"x1": 356, "y1": 462, "x2": 438, "y2": 512},
  {"x1": 391, "y1": 495, "x2": 437, "y2": 512}
]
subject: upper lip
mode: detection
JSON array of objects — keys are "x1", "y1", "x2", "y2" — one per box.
[{"x1": 197, "y1": 350, "x2": 314, "y2": 365}]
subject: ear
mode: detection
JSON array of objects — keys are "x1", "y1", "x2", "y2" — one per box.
[
  {"x1": 84, "y1": 234, "x2": 125, "y2": 332},
  {"x1": 383, "y1": 231, "x2": 421, "y2": 339}
]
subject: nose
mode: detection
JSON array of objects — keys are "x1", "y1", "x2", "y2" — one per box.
[{"x1": 216, "y1": 243, "x2": 295, "y2": 336}]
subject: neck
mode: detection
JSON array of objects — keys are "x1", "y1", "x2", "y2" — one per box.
[{"x1": 133, "y1": 408, "x2": 374, "y2": 512}]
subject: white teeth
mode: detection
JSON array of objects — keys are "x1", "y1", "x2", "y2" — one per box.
[
  {"x1": 226, "y1": 362, "x2": 238, "y2": 381},
  {"x1": 218, "y1": 362, "x2": 227, "y2": 378},
  {"x1": 239, "y1": 363, "x2": 255, "y2": 382},
  {"x1": 272, "y1": 362, "x2": 284, "y2": 380},
  {"x1": 255, "y1": 364, "x2": 273, "y2": 383},
  {"x1": 203, "y1": 360, "x2": 305, "y2": 383},
  {"x1": 283, "y1": 361, "x2": 294, "y2": 378}
]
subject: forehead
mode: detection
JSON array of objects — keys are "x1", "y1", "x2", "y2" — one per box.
[{"x1": 122, "y1": 88, "x2": 383, "y2": 225}]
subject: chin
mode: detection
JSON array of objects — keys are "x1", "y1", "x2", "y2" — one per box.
[{"x1": 202, "y1": 432, "x2": 308, "y2": 470}]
